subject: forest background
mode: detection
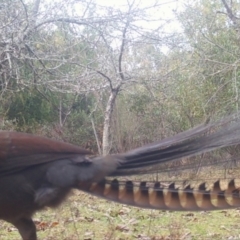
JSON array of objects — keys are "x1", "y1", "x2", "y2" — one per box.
[{"x1": 0, "y1": 0, "x2": 239, "y2": 156}]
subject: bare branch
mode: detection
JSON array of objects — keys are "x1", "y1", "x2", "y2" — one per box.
[{"x1": 221, "y1": 0, "x2": 239, "y2": 25}]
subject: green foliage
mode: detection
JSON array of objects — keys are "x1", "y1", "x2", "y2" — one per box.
[
  {"x1": 175, "y1": 0, "x2": 240, "y2": 116},
  {"x1": 63, "y1": 94, "x2": 103, "y2": 151},
  {"x1": 6, "y1": 89, "x2": 55, "y2": 129}
]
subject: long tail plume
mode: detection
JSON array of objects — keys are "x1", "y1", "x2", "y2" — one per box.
[{"x1": 110, "y1": 115, "x2": 240, "y2": 176}]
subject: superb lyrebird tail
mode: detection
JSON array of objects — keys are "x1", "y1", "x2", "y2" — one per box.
[
  {"x1": 107, "y1": 114, "x2": 240, "y2": 177},
  {"x1": 79, "y1": 178, "x2": 240, "y2": 211}
]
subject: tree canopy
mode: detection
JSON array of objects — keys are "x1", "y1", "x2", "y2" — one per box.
[{"x1": 0, "y1": 0, "x2": 239, "y2": 155}]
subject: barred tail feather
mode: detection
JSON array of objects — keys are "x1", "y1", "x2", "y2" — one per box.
[{"x1": 78, "y1": 179, "x2": 240, "y2": 211}]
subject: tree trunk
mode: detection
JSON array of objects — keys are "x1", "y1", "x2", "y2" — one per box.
[{"x1": 102, "y1": 89, "x2": 118, "y2": 155}]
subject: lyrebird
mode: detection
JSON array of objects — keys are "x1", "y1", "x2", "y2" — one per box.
[{"x1": 1, "y1": 116, "x2": 240, "y2": 239}]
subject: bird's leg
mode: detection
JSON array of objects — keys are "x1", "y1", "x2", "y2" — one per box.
[{"x1": 12, "y1": 217, "x2": 37, "y2": 240}]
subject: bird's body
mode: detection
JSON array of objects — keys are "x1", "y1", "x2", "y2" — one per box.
[
  {"x1": 0, "y1": 132, "x2": 94, "y2": 239},
  {"x1": 1, "y1": 116, "x2": 240, "y2": 239}
]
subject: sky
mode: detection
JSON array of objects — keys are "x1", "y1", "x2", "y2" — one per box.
[{"x1": 93, "y1": 0, "x2": 183, "y2": 33}]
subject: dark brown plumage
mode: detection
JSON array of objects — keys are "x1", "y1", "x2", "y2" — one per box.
[{"x1": 1, "y1": 116, "x2": 240, "y2": 239}]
